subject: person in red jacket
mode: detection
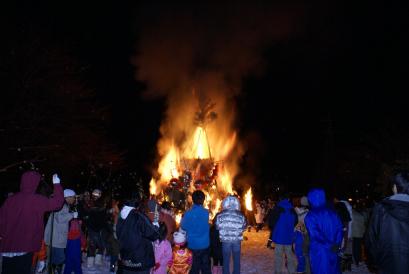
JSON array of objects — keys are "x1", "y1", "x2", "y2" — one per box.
[{"x1": 0, "y1": 171, "x2": 64, "y2": 274}]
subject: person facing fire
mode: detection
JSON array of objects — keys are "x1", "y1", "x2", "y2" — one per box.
[
  {"x1": 180, "y1": 190, "x2": 211, "y2": 274},
  {"x1": 116, "y1": 194, "x2": 160, "y2": 274},
  {"x1": 216, "y1": 195, "x2": 247, "y2": 274}
]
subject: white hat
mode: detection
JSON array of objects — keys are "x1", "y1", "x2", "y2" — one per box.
[
  {"x1": 64, "y1": 189, "x2": 76, "y2": 198},
  {"x1": 92, "y1": 189, "x2": 102, "y2": 198},
  {"x1": 173, "y1": 229, "x2": 186, "y2": 245}
]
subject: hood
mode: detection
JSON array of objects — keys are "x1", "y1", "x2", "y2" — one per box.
[
  {"x1": 222, "y1": 195, "x2": 240, "y2": 210},
  {"x1": 277, "y1": 199, "x2": 293, "y2": 210},
  {"x1": 307, "y1": 188, "x2": 326, "y2": 209},
  {"x1": 20, "y1": 171, "x2": 42, "y2": 193},
  {"x1": 120, "y1": 205, "x2": 135, "y2": 219},
  {"x1": 381, "y1": 198, "x2": 409, "y2": 223}
]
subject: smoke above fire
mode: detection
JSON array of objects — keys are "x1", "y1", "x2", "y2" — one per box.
[{"x1": 133, "y1": 2, "x2": 305, "y2": 194}]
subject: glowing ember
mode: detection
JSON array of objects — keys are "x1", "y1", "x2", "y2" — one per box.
[
  {"x1": 245, "y1": 187, "x2": 253, "y2": 211},
  {"x1": 175, "y1": 213, "x2": 182, "y2": 225},
  {"x1": 149, "y1": 178, "x2": 157, "y2": 196}
]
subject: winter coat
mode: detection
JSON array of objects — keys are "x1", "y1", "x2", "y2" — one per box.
[
  {"x1": 181, "y1": 205, "x2": 210, "y2": 250},
  {"x1": 44, "y1": 203, "x2": 75, "y2": 248},
  {"x1": 255, "y1": 204, "x2": 264, "y2": 224},
  {"x1": 216, "y1": 196, "x2": 247, "y2": 242},
  {"x1": 305, "y1": 189, "x2": 343, "y2": 274},
  {"x1": 117, "y1": 206, "x2": 160, "y2": 272},
  {"x1": 294, "y1": 206, "x2": 309, "y2": 223},
  {"x1": 153, "y1": 239, "x2": 172, "y2": 274},
  {"x1": 0, "y1": 171, "x2": 64, "y2": 252},
  {"x1": 366, "y1": 194, "x2": 409, "y2": 274},
  {"x1": 340, "y1": 200, "x2": 353, "y2": 238},
  {"x1": 169, "y1": 247, "x2": 192, "y2": 274},
  {"x1": 351, "y1": 209, "x2": 367, "y2": 238},
  {"x1": 271, "y1": 199, "x2": 297, "y2": 245}
]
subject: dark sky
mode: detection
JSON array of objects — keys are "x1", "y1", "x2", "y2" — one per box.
[{"x1": 2, "y1": 1, "x2": 409, "y2": 198}]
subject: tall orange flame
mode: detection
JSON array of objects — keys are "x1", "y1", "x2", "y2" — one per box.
[{"x1": 245, "y1": 187, "x2": 253, "y2": 211}]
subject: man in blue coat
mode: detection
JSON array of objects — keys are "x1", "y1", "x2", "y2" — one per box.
[
  {"x1": 305, "y1": 188, "x2": 343, "y2": 274},
  {"x1": 269, "y1": 195, "x2": 297, "y2": 273},
  {"x1": 181, "y1": 190, "x2": 211, "y2": 274}
]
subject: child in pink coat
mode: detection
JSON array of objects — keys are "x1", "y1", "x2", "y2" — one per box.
[{"x1": 153, "y1": 223, "x2": 172, "y2": 274}]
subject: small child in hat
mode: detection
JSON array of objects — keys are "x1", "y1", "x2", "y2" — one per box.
[
  {"x1": 153, "y1": 223, "x2": 172, "y2": 274},
  {"x1": 168, "y1": 229, "x2": 192, "y2": 274}
]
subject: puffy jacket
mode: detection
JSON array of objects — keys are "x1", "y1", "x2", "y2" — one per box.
[
  {"x1": 0, "y1": 171, "x2": 64, "y2": 252},
  {"x1": 216, "y1": 196, "x2": 246, "y2": 242},
  {"x1": 117, "y1": 206, "x2": 160, "y2": 272},
  {"x1": 44, "y1": 203, "x2": 74, "y2": 248},
  {"x1": 305, "y1": 189, "x2": 343, "y2": 274},
  {"x1": 181, "y1": 205, "x2": 210, "y2": 250},
  {"x1": 366, "y1": 194, "x2": 409, "y2": 274},
  {"x1": 271, "y1": 199, "x2": 297, "y2": 245}
]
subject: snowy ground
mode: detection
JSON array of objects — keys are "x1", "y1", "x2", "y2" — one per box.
[{"x1": 81, "y1": 229, "x2": 373, "y2": 274}]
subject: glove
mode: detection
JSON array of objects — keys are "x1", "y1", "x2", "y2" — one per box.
[
  {"x1": 52, "y1": 174, "x2": 60, "y2": 184},
  {"x1": 154, "y1": 262, "x2": 160, "y2": 270},
  {"x1": 73, "y1": 212, "x2": 78, "y2": 219},
  {"x1": 36, "y1": 260, "x2": 46, "y2": 273}
]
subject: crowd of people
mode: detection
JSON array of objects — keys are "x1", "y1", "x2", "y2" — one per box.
[{"x1": 1, "y1": 170, "x2": 409, "y2": 274}]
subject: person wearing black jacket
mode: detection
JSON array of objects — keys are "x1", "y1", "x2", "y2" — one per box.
[
  {"x1": 116, "y1": 198, "x2": 160, "y2": 274},
  {"x1": 366, "y1": 172, "x2": 409, "y2": 274}
]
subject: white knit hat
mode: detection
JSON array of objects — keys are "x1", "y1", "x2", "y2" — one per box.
[
  {"x1": 64, "y1": 189, "x2": 76, "y2": 198},
  {"x1": 173, "y1": 229, "x2": 187, "y2": 245}
]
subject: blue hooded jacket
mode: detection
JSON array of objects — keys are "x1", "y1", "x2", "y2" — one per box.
[
  {"x1": 305, "y1": 189, "x2": 343, "y2": 274},
  {"x1": 272, "y1": 199, "x2": 297, "y2": 245},
  {"x1": 181, "y1": 205, "x2": 210, "y2": 250}
]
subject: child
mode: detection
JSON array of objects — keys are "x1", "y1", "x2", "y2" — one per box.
[
  {"x1": 153, "y1": 223, "x2": 172, "y2": 274},
  {"x1": 168, "y1": 229, "x2": 192, "y2": 274}
]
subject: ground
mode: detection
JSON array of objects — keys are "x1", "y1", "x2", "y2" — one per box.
[{"x1": 82, "y1": 229, "x2": 372, "y2": 274}]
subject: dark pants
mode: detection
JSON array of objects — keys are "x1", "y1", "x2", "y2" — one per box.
[
  {"x1": 64, "y1": 238, "x2": 83, "y2": 274},
  {"x1": 352, "y1": 237, "x2": 362, "y2": 265},
  {"x1": 87, "y1": 228, "x2": 105, "y2": 256},
  {"x1": 117, "y1": 268, "x2": 150, "y2": 274},
  {"x1": 222, "y1": 241, "x2": 241, "y2": 274},
  {"x1": 1, "y1": 253, "x2": 33, "y2": 274},
  {"x1": 190, "y1": 248, "x2": 211, "y2": 274}
]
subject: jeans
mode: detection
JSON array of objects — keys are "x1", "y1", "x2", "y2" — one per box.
[
  {"x1": 274, "y1": 244, "x2": 296, "y2": 274},
  {"x1": 1, "y1": 253, "x2": 33, "y2": 274},
  {"x1": 51, "y1": 247, "x2": 65, "y2": 265},
  {"x1": 190, "y1": 248, "x2": 211, "y2": 274},
  {"x1": 352, "y1": 237, "x2": 362, "y2": 265},
  {"x1": 222, "y1": 241, "x2": 241, "y2": 274}
]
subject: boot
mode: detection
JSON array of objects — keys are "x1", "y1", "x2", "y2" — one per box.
[
  {"x1": 95, "y1": 254, "x2": 103, "y2": 266},
  {"x1": 87, "y1": 256, "x2": 95, "y2": 268}
]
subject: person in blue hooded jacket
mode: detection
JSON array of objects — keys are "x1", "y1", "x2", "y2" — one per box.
[
  {"x1": 305, "y1": 188, "x2": 343, "y2": 274},
  {"x1": 268, "y1": 195, "x2": 297, "y2": 273},
  {"x1": 181, "y1": 190, "x2": 211, "y2": 274}
]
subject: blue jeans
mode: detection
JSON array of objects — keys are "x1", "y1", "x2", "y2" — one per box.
[
  {"x1": 222, "y1": 241, "x2": 241, "y2": 274},
  {"x1": 190, "y1": 248, "x2": 211, "y2": 274}
]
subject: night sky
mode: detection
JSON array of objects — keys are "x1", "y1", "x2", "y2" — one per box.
[{"x1": 1, "y1": 1, "x2": 408, "y2": 200}]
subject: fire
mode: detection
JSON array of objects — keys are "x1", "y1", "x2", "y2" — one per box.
[
  {"x1": 212, "y1": 198, "x2": 222, "y2": 219},
  {"x1": 245, "y1": 187, "x2": 253, "y2": 211},
  {"x1": 175, "y1": 213, "x2": 182, "y2": 225},
  {"x1": 191, "y1": 127, "x2": 210, "y2": 159},
  {"x1": 149, "y1": 178, "x2": 157, "y2": 196}
]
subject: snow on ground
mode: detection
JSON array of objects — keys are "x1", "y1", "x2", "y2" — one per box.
[
  {"x1": 81, "y1": 229, "x2": 373, "y2": 273},
  {"x1": 241, "y1": 229, "x2": 372, "y2": 274}
]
